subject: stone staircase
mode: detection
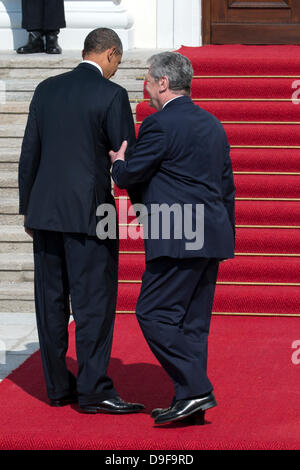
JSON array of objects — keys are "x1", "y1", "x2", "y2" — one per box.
[{"x1": 0, "y1": 49, "x2": 151, "y2": 314}]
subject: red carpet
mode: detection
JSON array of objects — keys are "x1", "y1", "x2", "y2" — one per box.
[
  {"x1": 1, "y1": 315, "x2": 300, "y2": 450},
  {"x1": 115, "y1": 45, "x2": 300, "y2": 317},
  {"x1": 1, "y1": 45, "x2": 299, "y2": 451},
  {"x1": 174, "y1": 45, "x2": 300, "y2": 75}
]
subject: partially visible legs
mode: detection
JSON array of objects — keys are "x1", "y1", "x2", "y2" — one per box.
[
  {"x1": 33, "y1": 230, "x2": 76, "y2": 400},
  {"x1": 17, "y1": 0, "x2": 65, "y2": 54},
  {"x1": 63, "y1": 234, "x2": 119, "y2": 406},
  {"x1": 136, "y1": 257, "x2": 219, "y2": 401}
]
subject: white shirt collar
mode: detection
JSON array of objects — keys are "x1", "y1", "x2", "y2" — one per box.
[
  {"x1": 82, "y1": 60, "x2": 103, "y2": 76},
  {"x1": 162, "y1": 95, "x2": 184, "y2": 109}
]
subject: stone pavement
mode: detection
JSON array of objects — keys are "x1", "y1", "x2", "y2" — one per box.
[{"x1": 0, "y1": 312, "x2": 39, "y2": 382}]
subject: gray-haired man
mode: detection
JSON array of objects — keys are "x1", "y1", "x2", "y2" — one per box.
[{"x1": 110, "y1": 52, "x2": 235, "y2": 425}]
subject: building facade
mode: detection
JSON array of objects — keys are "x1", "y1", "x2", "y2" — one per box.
[{"x1": 0, "y1": 0, "x2": 202, "y2": 51}]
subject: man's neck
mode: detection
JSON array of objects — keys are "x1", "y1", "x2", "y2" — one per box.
[
  {"x1": 82, "y1": 59, "x2": 103, "y2": 76},
  {"x1": 162, "y1": 94, "x2": 184, "y2": 110}
]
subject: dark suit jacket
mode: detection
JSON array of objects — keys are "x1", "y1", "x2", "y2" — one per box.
[
  {"x1": 112, "y1": 95, "x2": 236, "y2": 262},
  {"x1": 19, "y1": 62, "x2": 136, "y2": 236}
]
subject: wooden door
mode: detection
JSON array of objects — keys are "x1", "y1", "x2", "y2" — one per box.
[{"x1": 202, "y1": 0, "x2": 300, "y2": 44}]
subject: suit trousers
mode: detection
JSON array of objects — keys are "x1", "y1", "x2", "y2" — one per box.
[
  {"x1": 136, "y1": 257, "x2": 220, "y2": 401},
  {"x1": 22, "y1": 0, "x2": 66, "y2": 31},
  {"x1": 33, "y1": 230, "x2": 118, "y2": 406}
]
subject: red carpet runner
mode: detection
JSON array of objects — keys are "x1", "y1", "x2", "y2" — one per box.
[
  {"x1": 1, "y1": 45, "x2": 300, "y2": 450},
  {"x1": 115, "y1": 45, "x2": 300, "y2": 317},
  {"x1": 1, "y1": 315, "x2": 300, "y2": 450}
]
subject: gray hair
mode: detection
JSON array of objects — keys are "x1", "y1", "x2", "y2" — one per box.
[{"x1": 147, "y1": 52, "x2": 194, "y2": 95}]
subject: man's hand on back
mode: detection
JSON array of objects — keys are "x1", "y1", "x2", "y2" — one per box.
[{"x1": 109, "y1": 140, "x2": 128, "y2": 164}]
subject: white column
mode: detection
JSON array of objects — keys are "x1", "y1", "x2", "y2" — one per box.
[
  {"x1": 157, "y1": 0, "x2": 202, "y2": 49},
  {"x1": 156, "y1": 0, "x2": 174, "y2": 49},
  {"x1": 122, "y1": 0, "x2": 157, "y2": 49},
  {"x1": 0, "y1": 0, "x2": 134, "y2": 51}
]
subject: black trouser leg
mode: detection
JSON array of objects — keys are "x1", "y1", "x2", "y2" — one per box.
[
  {"x1": 33, "y1": 230, "x2": 76, "y2": 399},
  {"x1": 63, "y1": 233, "x2": 119, "y2": 406},
  {"x1": 21, "y1": 0, "x2": 66, "y2": 31},
  {"x1": 136, "y1": 257, "x2": 219, "y2": 401}
]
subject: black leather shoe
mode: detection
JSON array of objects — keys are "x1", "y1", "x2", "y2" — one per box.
[
  {"x1": 151, "y1": 407, "x2": 205, "y2": 425},
  {"x1": 151, "y1": 407, "x2": 170, "y2": 419},
  {"x1": 154, "y1": 392, "x2": 217, "y2": 425},
  {"x1": 151, "y1": 396, "x2": 177, "y2": 418},
  {"x1": 79, "y1": 396, "x2": 145, "y2": 414},
  {"x1": 50, "y1": 392, "x2": 77, "y2": 407},
  {"x1": 46, "y1": 32, "x2": 62, "y2": 54},
  {"x1": 17, "y1": 32, "x2": 44, "y2": 54}
]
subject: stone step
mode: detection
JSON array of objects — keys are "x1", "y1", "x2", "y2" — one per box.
[
  {"x1": 0, "y1": 137, "x2": 22, "y2": 149},
  {"x1": 0, "y1": 100, "x2": 138, "y2": 115},
  {"x1": 0, "y1": 299, "x2": 35, "y2": 313},
  {"x1": 0, "y1": 281, "x2": 34, "y2": 300},
  {"x1": 0, "y1": 124, "x2": 25, "y2": 138},
  {"x1": 0, "y1": 52, "x2": 81, "y2": 69},
  {"x1": 0, "y1": 253, "x2": 33, "y2": 271},
  {"x1": 0, "y1": 280, "x2": 36, "y2": 311},
  {"x1": 0, "y1": 102, "x2": 137, "y2": 127},
  {"x1": 0, "y1": 196, "x2": 23, "y2": 225},
  {"x1": 2, "y1": 77, "x2": 144, "y2": 91},
  {"x1": 0, "y1": 188, "x2": 19, "y2": 198},
  {"x1": 0, "y1": 215, "x2": 23, "y2": 225},
  {"x1": 0, "y1": 48, "x2": 154, "y2": 69},
  {"x1": 0, "y1": 102, "x2": 29, "y2": 113},
  {"x1": 0, "y1": 114, "x2": 27, "y2": 125},
  {"x1": 3, "y1": 91, "x2": 143, "y2": 103},
  {"x1": 0, "y1": 148, "x2": 20, "y2": 171},
  {"x1": 0, "y1": 227, "x2": 33, "y2": 255},
  {"x1": 0, "y1": 242, "x2": 33, "y2": 255},
  {"x1": 1, "y1": 78, "x2": 144, "y2": 102},
  {"x1": 0, "y1": 67, "x2": 147, "y2": 81},
  {"x1": 0, "y1": 269, "x2": 33, "y2": 282},
  {"x1": 0, "y1": 162, "x2": 18, "y2": 171},
  {"x1": 0, "y1": 197, "x2": 18, "y2": 214},
  {"x1": 0, "y1": 171, "x2": 18, "y2": 187},
  {"x1": 0, "y1": 253, "x2": 34, "y2": 282},
  {"x1": 3, "y1": 92, "x2": 33, "y2": 102},
  {"x1": 0, "y1": 225, "x2": 30, "y2": 242},
  {"x1": 0, "y1": 148, "x2": 20, "y2": 161},
  {"x1": 0, "y1": 68, "x2": 72, "y2": 80}
]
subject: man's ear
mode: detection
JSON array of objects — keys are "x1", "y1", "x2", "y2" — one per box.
[
  {"x1": 107, "y1": 47, "x2": 116, "y2": 62},
  {"x1": 159, "y1": 76, "x2": 169, "y2": 93}
]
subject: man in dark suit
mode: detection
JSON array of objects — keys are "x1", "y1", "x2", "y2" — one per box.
[
  {"x1": 18, "y1": 28, "x2": 144, "y2": 414},
  {"x1": 110, "y1": 52, "x2": 235, "y2": 425},
  {"x1": 17, "y1": 0, "x2": 66, "y2": 54}
]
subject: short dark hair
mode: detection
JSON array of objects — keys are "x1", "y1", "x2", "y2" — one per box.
[{"x1": 83, "y1": 28, "x2": 123, "y2": 58}]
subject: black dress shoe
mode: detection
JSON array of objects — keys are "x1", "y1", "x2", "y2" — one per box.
[
  {"x1": 79, "y1": 396, "x2": 145, "y2": 414},
  {"x1": 151, "y1": 407, "x2": 170, "y2": 419},
  {"x1": 17, "y1": 32, "x2": 44, "y2": 54},
  {"x1": 50, "y1": 392, "x2": 78, "y2": 407},
  {"x1": 46, "y1": 32, "x2": 62, "y2": 54},
  {"x1": 154, "y1": 392, "x2": 217, "y2": 425},
  {"x1": 151, "y1": 407, "x2": 205, "y2": 425}
]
